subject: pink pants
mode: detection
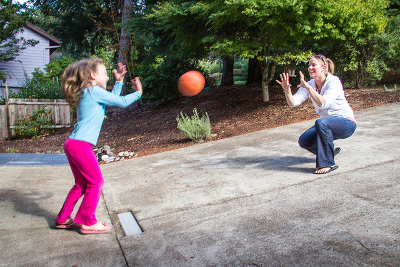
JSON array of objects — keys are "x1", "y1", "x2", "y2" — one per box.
[{"x1": 56, "y1": 138, "x2": 104, "y2": 226}]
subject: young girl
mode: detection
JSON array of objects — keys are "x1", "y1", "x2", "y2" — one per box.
[
  {"x1": 277, "y1": 55, "x2": 357, "y2": 174},
  {"x1": 55, "y1": 58, "x2": 142, "y2": 234}
]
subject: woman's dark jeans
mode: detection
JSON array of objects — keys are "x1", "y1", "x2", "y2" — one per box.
[{"x1": 298, "y1": 117, "x2": 357, "y2": 169}]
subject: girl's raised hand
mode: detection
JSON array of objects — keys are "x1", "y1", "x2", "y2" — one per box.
[
  {"x1": 276, "y1": 73, "x2": 292, "y2": 93},
  {"x1": 113, "y1": 62, "x2": 127, "y2": 82},
  {"x1": 131, "y1": 77, "x2": 143, "y2": 96}
]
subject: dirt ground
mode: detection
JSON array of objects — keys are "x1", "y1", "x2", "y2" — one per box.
[{"x1": 1, "y1": 83, "x2": 399, "y2": 159}]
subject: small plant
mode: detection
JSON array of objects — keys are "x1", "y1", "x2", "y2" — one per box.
[
  {"x1": 6, "y1": 147, "x2": 18, "y2": 153},
  {"x1": 13, "y1": 107, "x2": 55, "y2": 138},
  {"x1": 176, "y1": 108, "x2": 212, "y2": 141}
]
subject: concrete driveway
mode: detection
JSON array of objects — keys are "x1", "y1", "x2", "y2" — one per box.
[{"x1": 1, "y1": 103, "x2": 399, "y2": 266}]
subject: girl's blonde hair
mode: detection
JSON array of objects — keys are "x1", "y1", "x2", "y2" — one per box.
[
  {"x1": 311, "y1": 54, "x2": 334, "y2": 75},
  {"x1": 61, "y1": 58, "x2": 104, "y2": 107}
]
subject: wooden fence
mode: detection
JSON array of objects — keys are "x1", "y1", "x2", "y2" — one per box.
[{"x1": 0, "y1": 98, "x2": 72, "y2": 140}]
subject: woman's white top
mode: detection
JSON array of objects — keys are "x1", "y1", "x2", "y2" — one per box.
[{"x1": 292, "y1": 73, "x2": 355, "y2": 118}]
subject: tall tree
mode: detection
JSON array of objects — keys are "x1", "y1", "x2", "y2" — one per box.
[
  {"x1": 119, "y1": 0, "x2": 132, "y2": 95},
  {"x1": 208, "y1": 0, "x2": 389, "y2": 101},
  {"x1": 150, "y1": 0, "x2": 388, "y2": 102},
  {"x1": 31, "y1": 0, "x2": 111, "y2": 57},
  {"x1": 386, "y1": 0, "x2": 400, "y2": 73},
  {"x1": 0, "y1": 0, "x2": 38, "y2": 80},
  {"x1": 148, "y1": 1, "x2": 236, "y2": 86},
  {"x1": 326, "y1": 0, "x2": 399, "y2": 87},
  {"x1": 220, "y1": 56, "x2": 234, "y2": 86},
  {"x1": 119, "y1": 0, "x2": 133, "y2": 66},
  {"x1": 246, "y1": 57, "x2": 262, "y2": 85}
]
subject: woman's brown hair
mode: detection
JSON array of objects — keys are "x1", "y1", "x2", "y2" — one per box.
[
  {"x1": 61, "y1": 58, "x2": 104, "y2": 107},
  {"x1": 311, "y1": 54, "x2": 334, "y2": 75}
]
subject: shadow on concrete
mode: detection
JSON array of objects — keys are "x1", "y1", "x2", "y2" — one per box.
[
  {"x1": 202, "y1": 156, "x2": 315, "y2": 173},
  {"x1": 0, "y1": 189, "x2": 56, "y2": 228}
]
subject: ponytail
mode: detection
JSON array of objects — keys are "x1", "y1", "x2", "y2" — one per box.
[{"x1": 326, "y1": 58, "x2": 334, "y2": 75}]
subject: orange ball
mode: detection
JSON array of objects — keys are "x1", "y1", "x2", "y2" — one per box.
[{"x1": 177, "y1": 71, "x2": 205, "y2": 97}]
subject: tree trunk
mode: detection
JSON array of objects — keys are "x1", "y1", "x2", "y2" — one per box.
[
  {"x1": 246, "y1": 57, "x2": 262, "y2": 85},
  {"x1": 260, "y1": 59, "x2": 277, "y2": 102},
  {"x1": 119, "y1": 0, "x2": 133, "y2": 95},
  {"x1": 355, "y1": 64, "x2": 361, "y2": 88},
  {"x1": 220, "y1": 55, "x2": 234, "y2": 86},
  {"x1": 261, "y1": 68, "x2": 270, "y2": 102}
]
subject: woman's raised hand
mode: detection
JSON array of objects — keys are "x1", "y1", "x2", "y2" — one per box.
[
  {"x1": 276, "y1": 73, "x2": 292, "y2": 93},
  {"x1": 298, "y1": 71, "x2": 308, "y2": 89}
]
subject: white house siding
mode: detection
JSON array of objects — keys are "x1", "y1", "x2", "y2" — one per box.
[{"x1": 0, "y1": 27, "x2": 51, "y2": 97}]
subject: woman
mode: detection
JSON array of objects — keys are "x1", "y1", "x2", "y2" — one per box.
[{"x1": 276, "y1": 54, "x2": 357, "y2": 174}]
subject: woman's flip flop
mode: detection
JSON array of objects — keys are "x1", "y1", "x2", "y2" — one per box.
[{"x1": 315, "y1": 165, "x2": 338, "y2": 174}]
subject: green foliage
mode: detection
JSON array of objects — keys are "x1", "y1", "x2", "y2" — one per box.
[
  {"x1": 388, "y1": 0, "x2": 400, "y2": 16},
  {"x1": 384, "y1": 15, "x2": 400, "y2": 70},
  {"x1": 150, "y1": 0, "x2": 389, "y2": 101},
  {"x1": 148, "y1": 1, "x2": 212, "y2": 61},
  {"x1": 210, "y1": 0, "x2": 388, "y2": 69},
  {"x1": 45, "y1": 56, "x2": 76, "y2": 80},
  {"x1": 0, "y1": 0, "x2": 38, "y2": 78},
  {"x1": 6, "y1": 147, "x2": 18, "y2": 153},
  {"x1": 233, "y1": 69, "x2": 246, "y2": 77},
  {"x1": 233, "y1": 76, "x2": 247, "y2": 82},
  {"x1": 13, "y1": 107, "x2": 55, "y2": 139},
  {"x1": 209, "y1": 61, "x2": 221, "y2": 74},
  {"x1": 330, "y1": 10, "x2": 400, "y2": 88},
  {"x1": 199, "y1": 58, "x2": 220, "y2": 75},
  {"x1": 8, "y1": 68, "x2": 63, "y2": 99},
  {"x1": 26, "y1": 0, "x2": 397, "y2": 100},
  {"x1": 30, "y1": 0, "x2": 108, "y2": 57},
  {"x1": 176, "y1": 108, "x2": 211, "y2": 141},
  {"x1": 140, "y1": 58, "x2": 185, "y2": 102},
  {"x1": 140, "y1": 56, "x2": 209, "y2": 102},
  {"x1": 234, "y1": 59, "x2": 249, "y2": 73},
  {"x1": 0, "y1": 0, "x2": 28, "y2": 43}
]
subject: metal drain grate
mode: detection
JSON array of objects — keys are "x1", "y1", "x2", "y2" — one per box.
[{"x1": 117, "y1": 212, "x2": 143, "y2": 236}]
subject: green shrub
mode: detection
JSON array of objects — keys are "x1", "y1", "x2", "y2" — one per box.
[
  {"x1": 233, "y1": 76, "x2": 247, "y2": 82},
  {"x1": 233, "y1": 69, "x2": 247, "y2": 77},
  {"x1": 234, "y1": 81, "x2": 247, "y2": 85},
  {"x1": 10, "y1": 68, "x2": 63, "y2": 99},
  {"x1": 176, "y1": 108, "x2": 211, "y2": 141},
  {"x1": 13, "y1": 107, "x2": 55, "y2": 138},
  {"x1": 45, "y1": 56, "x2": 76, "y2": 80},
  {"x1": 234, "y1": 59, "x2": 249, "y2": 73},
  {"x1": 200, "y1": 58, "x2": 221, "y2": 74},
  {"x1": 140, "y1": 57, "x2": 195, "y2": 102},
  {"x1": 6, "y1": 147, "x2": 18, "y2": 153}
]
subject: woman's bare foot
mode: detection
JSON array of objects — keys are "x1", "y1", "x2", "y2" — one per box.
[{"x1": 314, "y1": 165, "x2": 338, "y2": 174}]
